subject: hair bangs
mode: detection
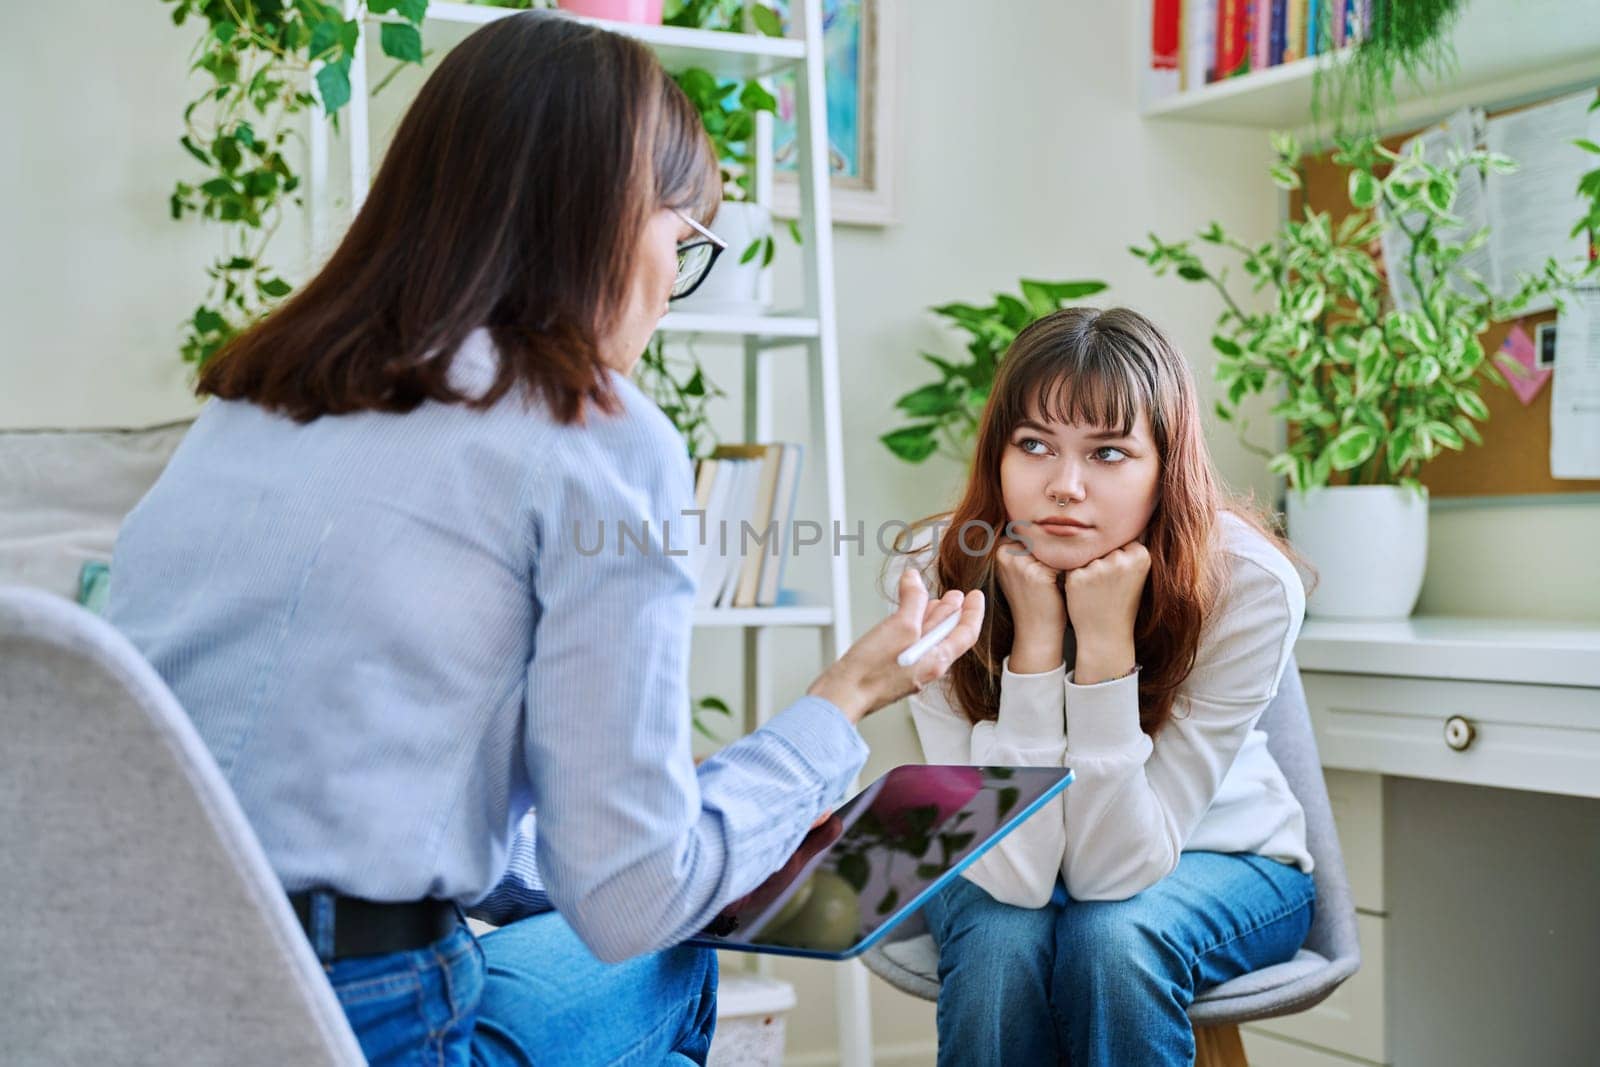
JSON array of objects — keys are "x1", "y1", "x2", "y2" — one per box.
[{"x1": 1010, "y1": 336, "x2": 1150, "y2": 439}]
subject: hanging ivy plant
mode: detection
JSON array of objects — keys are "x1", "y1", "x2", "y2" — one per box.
[
  {"x1": 1312, "y1": 0, "x2": 1469, "y2": 135},
  {"x1": 163, "y1": 0, "x2": 430, "y2": 368}
]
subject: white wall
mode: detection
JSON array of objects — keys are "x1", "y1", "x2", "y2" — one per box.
[{"x1": 5, "y1": 2, "x2": 1597, "y2": 1064}]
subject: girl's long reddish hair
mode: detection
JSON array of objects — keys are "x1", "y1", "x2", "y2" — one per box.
[{"x1": 898, "y1": 307, "x2": 1309, "y2": 736}]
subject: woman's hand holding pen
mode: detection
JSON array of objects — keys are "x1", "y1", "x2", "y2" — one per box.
[{"x1": 805, "y1": 567, "x2": 985, "y2": 725}]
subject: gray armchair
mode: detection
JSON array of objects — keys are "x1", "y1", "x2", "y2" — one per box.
[
  {"x1": 862, "y1": 657, "x2": 1361, "y2": 1061},
  {"x1": 0, "y1": 587, "x2": 364, "y2": 1065}
]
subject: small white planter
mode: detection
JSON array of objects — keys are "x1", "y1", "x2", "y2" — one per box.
[
  {"x1": 674, "y1": 201, "x2": 773, "y2": 315},
  {"x1": 1286, "y1": 485, "x2": 1429, "y2": 620}
]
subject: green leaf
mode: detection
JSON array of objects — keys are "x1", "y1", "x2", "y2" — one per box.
[
  {"x1": 1349, "y1": 170, "x2": 1379, "y2": 209},
  {"x1": 1455, "y1": 390, "x2": 1489, "y2": 421},
  {"x1": 213, "y1": 136, "x2": 242, "y2": 172},
  {"x1": 316, "y1": 60, "x2": 352, "y2": 114},
  {"x1": 739, "y1": 80, "x2": 777, "y2": 113},
  {"x1": 697, "y1": 695, "x2": 731, "y2": 715},
  {"x1": 881, "y1": 425, "x2": 940, "y2": 464},
  {"x1": 895, "y1": 383, "x2": 960, "y2": 417},
  {"x1": 258, "y1": 277, "x2": 293, "y2": 298},
  {"x1": 995, "y1": 294, "x2": 1031, "y2": 328},
  {"x1": 308, "y1": 19, "x2": 341, "y2": 61},
  {"x1": 180, "y1": 136, "x2": 210, "y2": 166},
  {"x1": 1269, "y1": 162, "x2": 1302, "y2": 190},
  {"x1": 1327, "y1": 424, "x2": 1380, "y2": 471},
  {"x1": 1177, "y1": 265, "x2": 1207, "y2": 282},
  {"x1": 751, "y1": 4, "x2": 784, "y2": 37},
  {"x1": 380, "y1": 23, "x2": 423, "y2": 64},
  {"x1": 193, "y1": 307, "x2": 226, "y2": 334},
  {"x1": 372, "y1": 0, "x2": 428, "y2": 20},
  {"x1": 1575, "y1": 138, "x2": 1600, "y2": 156},
  {"x1": 1212, "y1": 335, "x2": 1242, "y2": 357}
]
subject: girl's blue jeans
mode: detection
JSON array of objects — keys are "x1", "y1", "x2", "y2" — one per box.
[
  {"x1": 322, "y1": 909, "x2": 717, "y2": 1065},
  {"x1": 922, "y1": 850, "x2": 1315, "y2": 1067}
]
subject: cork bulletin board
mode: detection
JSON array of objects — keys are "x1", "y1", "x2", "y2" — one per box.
[{"x1": 1290, "y1": 94, "x2": 1600, "y2": 499}]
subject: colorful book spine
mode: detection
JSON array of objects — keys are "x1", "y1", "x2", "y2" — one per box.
[
  {"x1": 1215, "y1": 0, "x2": 1250, "y2": 79},
  {"x1": 1250, "y1": 0, "x2": 1272, "y2": 72},
  {"x1": 1188, "y1": 0, "x2": 1219, "y2": 86},
  {"x1": 1148, "y1": 0, "x2": 1182, "y2": 98},
  {"x1": 1270, "y1": 0, "x2": 1288, "y2": 66},
  {"x1": 1305, "y1": 0, "x2": 1320, "y2": 57},
  {"x1": 1152, "y1": 0, "x2": 1181, "y2": 71}
]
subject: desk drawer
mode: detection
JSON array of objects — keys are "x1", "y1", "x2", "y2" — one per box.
[{"x1": 1301, "y1": 673, "x2": 1600, "y2": 799}]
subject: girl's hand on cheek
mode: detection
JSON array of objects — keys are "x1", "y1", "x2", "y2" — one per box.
[
  {"x1": 994, "y1": 536, "x2": 1067, "y2": 673},
  {"x1": 1063, "y1": 540, "x2": 1150, "y2": 679}
]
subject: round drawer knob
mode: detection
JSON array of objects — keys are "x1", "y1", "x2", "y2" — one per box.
[{"x1": 1444, "y1": 716, "x2": 1476, "y2": 752}]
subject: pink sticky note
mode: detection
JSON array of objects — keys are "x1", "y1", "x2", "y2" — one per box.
[{"x1": 1497, "y1": 325, "x2": 1551, "y2": 406}]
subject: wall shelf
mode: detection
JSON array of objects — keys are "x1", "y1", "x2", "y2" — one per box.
[
  {"x1": 1140, "y1": 0, "x2": 1600, "y2": 132},
  {"x1": 420, "y1": 3, "x2": 805, "y2": 78}
]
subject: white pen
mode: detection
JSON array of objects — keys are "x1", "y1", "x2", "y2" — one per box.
[{"x1": 897, "y1": 610, "x2": 962, "y2": 667}]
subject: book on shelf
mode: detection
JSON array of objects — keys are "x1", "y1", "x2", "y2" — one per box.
[
  {"x1": 1162, "y1": 0, "x2": 1367, "y2": 89},
  {"x1": 691, "y1": 443, "x2": 804, "y2": 610},
  {"x1": 1148, "y1": 0, "x2": 1182, "y2": 100},
  {"x1": 1250, "y1": 0, "x2": 1272, "y2": 73},
  {"x1": 1214, "y1": 0, "x2": 1251, "y2": 80},
  {"x1": 1185, "y1": 0, "x2": 1218, "y2": 90}
]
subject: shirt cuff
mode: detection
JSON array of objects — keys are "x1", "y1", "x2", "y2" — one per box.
[
  {"x1": 762, "y1": 695, "x2": 871, "y2": 802},
  {"x1": 1063, "y1": 668, "x2": 1145, "y2": 754},
  {"x1": 996, "y1": 656, "x2": 1067, "y2": 741}
]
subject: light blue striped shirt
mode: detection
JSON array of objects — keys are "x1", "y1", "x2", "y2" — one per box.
[{"x1": 107, "y1": 329, "x2": 867, "y2": 962}]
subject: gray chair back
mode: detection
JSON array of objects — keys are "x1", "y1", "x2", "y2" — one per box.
[
  {"x1": 864, "y1": 656, "x2": 1362, "y2": 1026},
  {"x1": 0, "y1": 587, "x2": 364, "y2": 1066}
]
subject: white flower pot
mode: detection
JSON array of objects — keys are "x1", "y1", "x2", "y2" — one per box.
[
  {"x1": 674, "y1": 201, "x2": 772, "y2": 315},
  {"x1": 1286, "y1": 485, "x2": 1429, "y2": 620}
]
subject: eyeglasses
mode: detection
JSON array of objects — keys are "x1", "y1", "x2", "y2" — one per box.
[{"x1": 671, "y1": 209, "x2": 727, "y2": 301}]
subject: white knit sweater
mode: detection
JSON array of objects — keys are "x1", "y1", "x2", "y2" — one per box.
[{"x1": 905, "y1": 511, "x2": 1313, "y2": 906}]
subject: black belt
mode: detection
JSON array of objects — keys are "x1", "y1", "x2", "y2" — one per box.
[{"x1": 289, "y1": 891, "x2": 459, "y2": 961}]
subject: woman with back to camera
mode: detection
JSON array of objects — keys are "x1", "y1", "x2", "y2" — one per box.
[
  {"x1": 890, "y1": 307, "x2": 1316, "y2": 1066},
  {"x1": 107, "y1": 11, "x2": 983, "y2": 1064}
]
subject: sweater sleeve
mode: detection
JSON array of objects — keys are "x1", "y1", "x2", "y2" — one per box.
[
  {"x1": 1057, "y1": 551, "x2": 1306, "y2": 901},
  {"x1": 908, "y1": 663, "x2": 1069, "y2": 909}
]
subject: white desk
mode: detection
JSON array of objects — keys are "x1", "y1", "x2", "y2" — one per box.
[
  {"x1": 1296, "y1": 616, "x2": 1600, "y2": 800},
  {"x1": 1244, "y1": 616, "x2": 1600, "y2": 1067}
]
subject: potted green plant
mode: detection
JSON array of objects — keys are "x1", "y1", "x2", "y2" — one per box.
[
  {"x1": 1131, "y1": 131, "x2": 1587, "y2": 619},
  {"x1": 880, "y1": 278, "x2": 1109, "y2": 464},
  {"x1": 663, "y1": 1, "x2": 790, "y2": 312}
]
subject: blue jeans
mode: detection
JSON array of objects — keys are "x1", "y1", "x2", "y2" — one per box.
[
  {"x1": 322, "y1": 910, "x2": 718, "y2": 1065},
  {"x1": 922, "y1": 851, "x2": 1315, "y2": 1067}
]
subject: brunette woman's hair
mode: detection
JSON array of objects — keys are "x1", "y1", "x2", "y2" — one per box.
[
  {"x1": 894, "y1": 307, "x2": 1313, "y2": 736},
  {"x1": 197, "y1": 11, "x2": 720, "y2": 424}
]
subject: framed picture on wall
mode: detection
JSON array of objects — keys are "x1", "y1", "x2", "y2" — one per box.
[{"x1": 770, "y1": 0, "x2": 898, "y2": 226}]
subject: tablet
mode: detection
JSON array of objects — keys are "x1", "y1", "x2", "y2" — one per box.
[{"x1": 685, "y1": 764, "x2": 1073, "y2": 961}]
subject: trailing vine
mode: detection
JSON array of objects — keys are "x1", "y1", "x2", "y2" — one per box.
[
  {"x1": 1312, "y1": 0, "x2": 1469, "y2": 135},
  {"x1": 163, "y1": 0, "x2": 430, "y2": 368}
]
